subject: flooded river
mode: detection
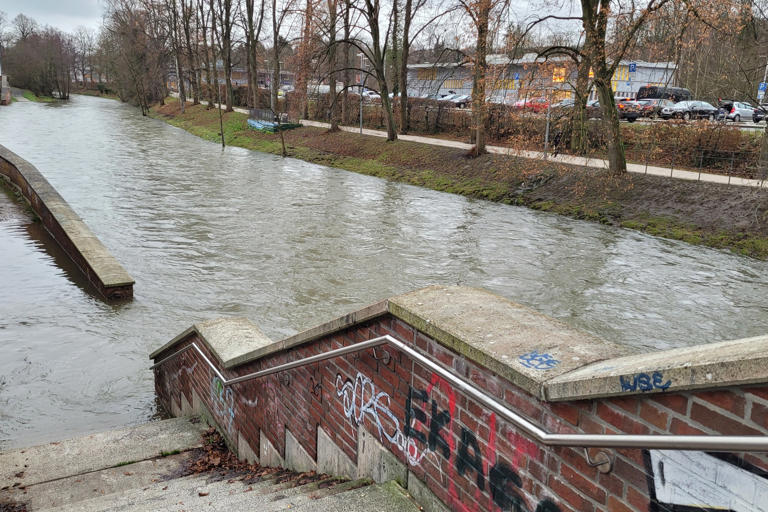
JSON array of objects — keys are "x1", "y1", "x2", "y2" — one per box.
[{"x1": 1, "y1": 95, "x2": 767, "y2": 449}]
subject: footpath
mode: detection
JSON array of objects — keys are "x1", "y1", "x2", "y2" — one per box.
[{"x1": 300, "y1": 120, "x2": 767, "y2": 189}]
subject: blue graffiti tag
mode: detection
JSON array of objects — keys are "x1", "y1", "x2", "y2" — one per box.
[
  {"x1": 518, "y1": 351, "x2": 560, "y2": 370},
  {"x1": 619, "y1": 372, "x2": 671, "y2": 393}
]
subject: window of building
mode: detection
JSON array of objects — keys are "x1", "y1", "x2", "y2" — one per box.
[
  {"x1": 417, "y1": 68, "x2": 437, "y2": 81},
  {"x1": 444, "y1": 79, "x2": 464, "y2": 89}
]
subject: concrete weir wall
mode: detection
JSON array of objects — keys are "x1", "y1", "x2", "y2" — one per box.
[
  {"x1": 151, "y1": 286, "x2": 768, "y2": 512},
  {"x1": 0, "y1": 144, "x2": 134, "y2": 300}
]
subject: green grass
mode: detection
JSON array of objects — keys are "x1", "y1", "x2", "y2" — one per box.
[
  {"x1": 160, "y1": 449, "x2": 182, "y2": 457},
  {"x1": 22, "y1": 90, "x2": 56, "y2": 103}
]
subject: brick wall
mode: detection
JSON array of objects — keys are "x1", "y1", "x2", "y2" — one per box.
[{"x1": 153, "y1": 314, "x2": 768, "y2": 512}]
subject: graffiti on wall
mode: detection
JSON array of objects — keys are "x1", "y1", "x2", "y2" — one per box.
[
  {"x1": 336, "y1": 370, "x2": 560, "y2": 511},
  {"x1": 210, "y1": 376, "x2": 235, "y2": 434},
  {"x1": 335, "y1": 372, "x2": 430, "y2": 465},
  {"x1": 619, "y1": 372, "x2": 671, "y2": 393},
  {"x1": 518, "y1": 351, "x2": 560, "y2": 370},
  {"x1": 645, "y1": 450, "x2": 768, "y2": 512}
]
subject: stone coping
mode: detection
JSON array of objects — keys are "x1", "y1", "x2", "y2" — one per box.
[
  {"x1": 149, "y1": 285, "x2": 768, "y2": 401},
  {"x1": 0, "y1": 145, "x2": 135, "y2": 293}
]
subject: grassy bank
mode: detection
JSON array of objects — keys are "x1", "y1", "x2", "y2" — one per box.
[
  {"x1": 22, "y1": 90, "x2": 56, "y2": 103},
  {"x1": 150, "y1": 100, "x2": 768, "y2": 260},
  {"x1": 71, "y1": 88, "x2": 121, "y2": 101}
]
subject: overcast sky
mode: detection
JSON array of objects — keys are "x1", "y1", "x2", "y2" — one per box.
[{"x1": 0, "y1": 0, "x2": 103, "y2": 34}]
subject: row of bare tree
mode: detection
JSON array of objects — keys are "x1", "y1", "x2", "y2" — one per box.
[{"x1": 3, "y1": 0, "x2": 767, "y2": 173}]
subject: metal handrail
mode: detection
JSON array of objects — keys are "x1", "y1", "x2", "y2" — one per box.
[{"x1": 151, "y1": 334, "x2": 768, "y2": 452}]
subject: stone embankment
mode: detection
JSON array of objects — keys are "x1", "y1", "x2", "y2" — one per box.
[{"x1": 0, "y1": 144, "x2": 134, "y2": 300}]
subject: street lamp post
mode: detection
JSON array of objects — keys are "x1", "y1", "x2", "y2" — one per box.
[{"x1": 359, "y1": 54, "x2": 367, "y2": 134}]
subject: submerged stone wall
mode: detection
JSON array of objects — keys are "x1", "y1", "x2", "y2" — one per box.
[
  {"x1": 0, "y1": 144, "x2": 134, "y2": 300},
  {"x1": 151, "y1": 286, "x2": 768, "y2": 512}
]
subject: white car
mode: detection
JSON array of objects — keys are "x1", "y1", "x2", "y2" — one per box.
[{"x1": 361, "y1": 90, "x2": 380, "y2": 101}]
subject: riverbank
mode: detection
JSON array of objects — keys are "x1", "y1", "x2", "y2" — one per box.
[
  {"x1": 21, "y1": 90, "x2": 56, "y2": 103},
  {"x1": 151, "y1": 101, "x2": 768, "y2": 259}
]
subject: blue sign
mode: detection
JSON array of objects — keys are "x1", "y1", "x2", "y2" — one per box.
[
  {"x1": 513, "y1": 72, "x2": 520, "y2": 80},
  {"x1": 628, "y1": 62, "x2": 637, "y2": 73},
  {"x1": 759, "y1": 82, "x2": 767, "y2": 91}
]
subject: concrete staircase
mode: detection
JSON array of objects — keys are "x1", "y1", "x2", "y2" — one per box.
[{"x1": 0, "y1": 418, "x2": 420, "y2": 512}]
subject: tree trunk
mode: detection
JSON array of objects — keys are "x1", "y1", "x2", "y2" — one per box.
[
  {"x1": 398, "y1": 0, "x2": 412, "y2": 134},
  {"x1": 570, "y1": 57, "x2": 590, "y2": 154},
  {"x1": 328, "y1": 0, "x2": 339, "y2": 131},
  {"x1": 209, "y1": 0, "x2": 220, "y2": 109},
  {"x1": 471, "y1": 0, "x2": 491, "y2": 156},
  {"x1": 595, "y1": 74, "x2": 626, "y2": 173},
  {"x1": 200, "y1": 0, "x2": 215, "y2": 108},
  {"x1": 341, "y1": 0, "x2": 352, "y2": 124}
]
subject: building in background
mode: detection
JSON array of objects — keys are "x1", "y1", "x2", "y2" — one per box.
[{"x1": 407, "y1": 54, "x2": 677, "y2": 104}]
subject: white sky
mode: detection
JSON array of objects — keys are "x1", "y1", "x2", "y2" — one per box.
[{"x1": 0, "y1": 0, "x2": 104, "y2": 34}]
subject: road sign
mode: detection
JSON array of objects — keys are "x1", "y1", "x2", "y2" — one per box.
[
  {"x1": 759, "y1": 82, "x2": 767, "y2": 91},
  {"x1": 513, "y1": 72, "x2": 520, "y2": 80},
  {"x1": 628, "y1": 62, "x2": 637, "y2": 73},
  {"x1": 759, "y1": 90, "x2": 765, "y2": 101}
]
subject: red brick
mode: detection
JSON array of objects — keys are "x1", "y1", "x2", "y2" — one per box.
[
  {"x1": 598, "y1": 471, "x2": 624, "y2": 498},
  {"x1": 669, "y1": 417, "x2": 707, "y2": 435},
  {"x1": 548, "y1": 475, "x2": 595, "y2": 512},
  {"x1": 612, "y1": 457, "x2": 647, "y2": 492},
  {"x1": 638, "y1": 401, "x2": 668, "y2": 431},
  {"x1": 559, "y1": 462, "x2": 606, "y2": 504},
  {"x1": 606, "y1": 397, "x2": 639, "y2": 414},
  {"x1": 596, "y1": 403, "x2": 650, "y2": 435},
  {"x1": 551, "y1": 403, "x2": 580, "y2": 426},
  {"x1": 690, "y1": 402, "x2": 761, "y2": 435},
  {"x1": 745, "y1": 386, "x2": 768, "y2": 403},
  {"x1": 607, "y1": 495, "x2": 635, "y2": 512},
  {"x1": 751, "y1": 401, "x2": 768, "y2": 430},
  {"x1": 626, "y1": 484, "x2": 649, "y2": 511},
  {"x1": 648, "y1": 393, "x2": 688, "y2": 415},
  {"x1": 694, "y1": 390, "x2": 745, "y2": 417},
  {"x1": 393, "y1": 320, "x2": 415, "y2": 343}
]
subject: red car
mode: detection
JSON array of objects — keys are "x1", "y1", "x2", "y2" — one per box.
[{"x1": 513, "y1": 97, "x2": 549, "y2": 112}]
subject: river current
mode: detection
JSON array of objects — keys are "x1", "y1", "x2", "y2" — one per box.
[{"x1": 1, "y1": 95, "x2": 767, "y2": 449}]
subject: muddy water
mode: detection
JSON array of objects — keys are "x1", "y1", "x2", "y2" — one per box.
[{"x1": 1, "y1": 95, "x2": 767, "y2": 449}]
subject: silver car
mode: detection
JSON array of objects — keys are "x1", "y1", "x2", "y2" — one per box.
[{"x1": 725, "y1": 101, "x2": 755, "y2": 122}]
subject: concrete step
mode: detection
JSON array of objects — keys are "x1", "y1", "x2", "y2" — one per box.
[
  {"x1": 39, "y1": 469, "x2": 352, "y2": 512},
  {"x1": 0, "y1": 417, "x2": 206, "y2": 489},
  {"x1": 290, "y1": 480, "x2": 421, "y2": 512},
  {"x1": 0, "y1": 451, "x2": 196, "y2": 511}
]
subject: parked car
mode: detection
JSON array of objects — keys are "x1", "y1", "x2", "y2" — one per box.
[
  {"x1": 754, "y1": 105, "x2": 768, "y2": 123},
  {"x1": 587, "y1": 99, "x2": 640, "y2": 122},
  {"x1": 361, "y1": 90, "x2": 381, "y2": 102},
  {"x1": 636, "y1": 98, "x2": 675, "y2": 119},
  {"x1": 660, "y1": 100, "x2": 717, "y2": 120},
  {"x1": 615, "y1": 97, "x2": 643, "y2": 121},
  {"x1": 636, "y1": 85, "x2": 692, "y2": 103},
  {"x1": 514, "y1": 97, "x2": 549, "y2": 112},
  {"x1": 717, "y1": 101, "x2": 755, "y2": 122},
  {"x1": 448, "y1": 94, "x2": 471, "y2": 108},
  {"x1": 551, "y1": 98, "x2": 575, "y2": 109}
]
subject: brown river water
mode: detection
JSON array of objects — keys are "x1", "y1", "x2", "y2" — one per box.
[{"x1": 1, "y1": 95, "x2": 767, "y2": 449}]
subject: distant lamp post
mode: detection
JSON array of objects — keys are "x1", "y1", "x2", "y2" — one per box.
[{"x1": 359, "y1": 53, "x2": 368, "y2": 134}]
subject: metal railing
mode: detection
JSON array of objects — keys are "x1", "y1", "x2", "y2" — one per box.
[{"x1": 151, "y1": 334, "x2": 768, "y2": 453}]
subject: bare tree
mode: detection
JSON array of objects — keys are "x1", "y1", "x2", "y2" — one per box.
[
  {"x1": 244, "y1": 0, "x2": 267, "y2": 109},
  {"x1": 12, "y1": 13, "x2": 37, "y2": 41}
]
